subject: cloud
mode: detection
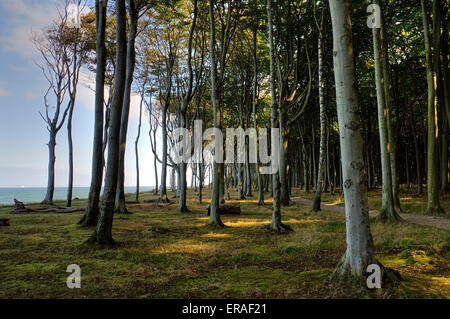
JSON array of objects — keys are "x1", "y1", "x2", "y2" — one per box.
[
  {"x1": 77, "y1": 70, "x2": 144, "y2": 121},
  {"x1": 0, "y1": 87, "x2": 9, "y2": 97},
  {"x1": 0, "y1": 0, "x2": 59, "y2": 57}
]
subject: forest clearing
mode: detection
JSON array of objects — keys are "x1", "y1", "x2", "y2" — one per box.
[{"x1": 0, "y1": 188, "x2": 448, "y2": 299}]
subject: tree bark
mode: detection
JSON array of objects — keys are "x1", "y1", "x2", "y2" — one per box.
[
  {"x1": 89, "y1": 0, "x2": 127, "y2": 245},
  {"x1": 329, "y1": 0, "x2": 377, "y2": 279},
  {"x1": 115, "y1": 0, "x2": 138, "y2": 214},
  {"x1": 312, "y1": 5, "x2": 326, "y2": 212},
  {"x1": 43, "y1": 131, "x2": 56, "y2": 205},
  {"x1": 379, "y1": 1, "x2": 401, "y2": 211},
  {"x1": 421, "y1": 0, "x2": 445, "y2": 214},
  {"x1": 79, "y1": 0, "x2": 107, "y2": 226},
  {"x1": 373, "y1": 0, "x2": 401, "y2": 222},
  {"x1": 208, "y1": 0, "x2": 224, "y2": 227},
  {"x1": 267, "y1": 0, "x2": 291, "y2": 233}
]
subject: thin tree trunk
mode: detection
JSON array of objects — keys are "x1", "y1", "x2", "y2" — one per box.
[
  {"x1": 67, "y1": 103, "x2": 74, "y2": 207},
  {"x1": 208, "y1": 0, "x2": 224, "y2": 227},
  {"x1": 373, "y1": 7, "x2": 401, "y2": 222},
  {"x1": 379, "y1": 1, "x2": 401, "y2": 211},
  {"x1": 421, "y1": 0, "x2": 445, "y2": 214},
  {"x1": 115, "y1": 0, "x2": 138, "y2": 214},
  {"x1": 135, "y1": 87, "x2": 144, "y2": 202},
  {"x1": 312, "y1": 6, "x2": 326, "y2": 212},
  {"x1": 267, "y1": 0, "x2": 291, "y2": 232},
  {"x1": 78, "y1": 1, "x2": 107, "y2": 226}
]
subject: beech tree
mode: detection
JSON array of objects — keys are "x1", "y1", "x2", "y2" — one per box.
[
  {"x1": 79, "y1": 0, "x2": 108, "y2": 226},
  {"x1": 89, "y1": 0, "x2": 128, "y2": 245}
]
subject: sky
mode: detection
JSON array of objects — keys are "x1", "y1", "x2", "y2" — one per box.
[{"x1": 0, "y1": 0, "x2": 161, "y2": 188}]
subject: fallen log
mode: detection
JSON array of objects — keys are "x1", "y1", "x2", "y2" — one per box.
[
  {"x1": 14, "y1": 198, "x2": 26, "y2": 209},
  {"x1": 0, "y1": 218, "x2": 10, "y2": 226},
  {"x1": 36, "y1": 207, "x2": 84, "y2": 213},
  {"x1": 206, "y1": 204, "x2": 241, "y2": 216}
]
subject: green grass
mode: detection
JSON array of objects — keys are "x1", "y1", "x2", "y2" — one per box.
[
  {"x1": 0, "y1": 188, "x2": 448, "y2": 298},
  {"x1": 292, "y1": 185, "x2": 450, "y2": 217}
]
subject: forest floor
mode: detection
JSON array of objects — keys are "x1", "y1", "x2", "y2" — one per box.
[
  {"x1": 291, "y1": 198, "x2": 450, "y2": 230},
  {"x1": 0, "y1": 187, "x2": 449, "y2": 299}
]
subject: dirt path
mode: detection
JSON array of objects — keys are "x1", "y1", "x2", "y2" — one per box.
[{"x1": 292, "y1": 197, "x2": 450, "y2": 231}]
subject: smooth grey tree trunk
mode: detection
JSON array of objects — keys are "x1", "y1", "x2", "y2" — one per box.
[
  {"x1": 43, "y1": 132, "x2": 56, "y2": 204},
  {"x1": 372, "y1": 11, "x2": 401, "y2": 222},
  {"x1": 208, "y1": 0, "x2": 224, "y2": 227},
  {"x1": 115, "y1": 0, "x2": 138, "y2": 214},
  {"x1": 267, "y1": 0, "x2": 291, "y2": 232},
  {"x1": 135, "y1": 87, "x2": 144, "y2": 202},
  {"x1": 79, "y1": 0, "x2": 107, "y2": 226},
  {"x1": 312, "y1": 6, "x2": 326, "y2": 212},
  {"x1": 379, "y1": 1, "x2": 401, "y2": 211},
  {"x1": 329, "y1": 0, "x2": 377, "y2": 279},
  {"x1": 421, "y1": 0, "x2": 445, "y2": 214},
  {"x1": 89, "y1": 0, "x2": 127, "y2": 245}
]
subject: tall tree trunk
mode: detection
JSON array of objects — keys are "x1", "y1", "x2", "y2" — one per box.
[
  {"x1": 421, "y1": 0, "x2": 445, "y2": 214},
  {"x1": 67, "y1": 103, "x2": 74, "y2": 207},
  {"x1": 312, "y1": 6, "x2": 326, "y2": 212},
  {"x1": 329, "y1": 0, "x2": 378, "y2": 279},
  {"x1": 115, "y1": 0, "x2": 138, "y2": 214},
  {"x1": 89, "y1": 0, "x2": 127, "y2": 245},
  {"x1": 441, "y1": 103, "x2": 449, "y2": 192},
  {"x1": 253, "y1": 22, "x2": 264, "y2": 205},
  {"x1": 373, "y1": 8, "x2": 401, "y2": 222},
  {"x1": 79, "y1": 0, "x2": 107, "y2": 226},
  {"x1": 208, "y1": 0, "x2": 224, "y2": 227},
  {"x1": 440, "y1": 9, "x2": 449, "y2": 192},
  {"x1": 267, "y1": 0, "x2": 291, "y2": 232},
  {"x1": 379, "y1": 1, "x2": 401, "y2": 211},
  {"x1": 135, "y1": 88, "x2": 144, "y2": 202}
]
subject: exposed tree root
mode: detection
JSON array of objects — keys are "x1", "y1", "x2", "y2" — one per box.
[
  {"x1": 331, "y1": 256, "x2": 401, "y2": 289},
  {"x1": 376, "y1": 208, "x2": 403, "y2": 223},
  {"x1": 264, "y1": 222, "x2": 293, "y2": 234},
  {"x1": 427, "y1": 205, "x2": 446, "y2": 215}
]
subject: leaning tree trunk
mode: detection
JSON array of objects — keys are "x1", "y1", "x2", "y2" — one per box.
[
  {"x1": 373, "y1": 9, "x2": 401, "y2": 222},
  {"x1": 329, "y1": 0, "x2": 377, "y2": 280},
  {"x1": 88, "y1": 0, "x2": 127, "y2": 245},
  {"x1": 79, "y1": 0, "x2": 107, "y2": 226},
  {"x1": 312, "y1": 7, "x2": 326, "y2": 212},
  {"x1": 43, "y1": 130, "x2": 56, "y2": 205},
  {"x1": 421, "y1": 0, "x2": 445, "y2": 215},
  {"x1": 115, "y1": 0, "x2": 138, "y2": 214}
]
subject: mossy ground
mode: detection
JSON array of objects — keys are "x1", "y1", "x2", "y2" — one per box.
[
  {"x1": 0, "y1": 187, "x2": 448, "y2": 298},
  {"x1": 294, "y1": 185, "x2": 450, "y2": 217}
]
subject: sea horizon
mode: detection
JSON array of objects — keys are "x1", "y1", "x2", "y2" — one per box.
[{"x1": 0, "y1": 186, "x2": 155, "y2": 205}]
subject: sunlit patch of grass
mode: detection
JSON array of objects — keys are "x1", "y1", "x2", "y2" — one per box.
[
  {"x1": 201, "y1": 233, "x2": 233, "y2": 239},
  {"x1": 0, "y1": 187, "x2": 448, "y2": 298}
]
